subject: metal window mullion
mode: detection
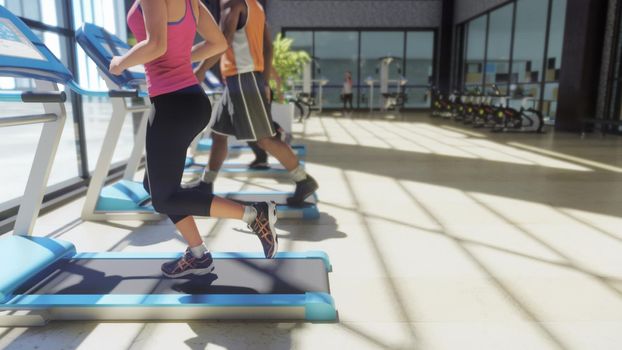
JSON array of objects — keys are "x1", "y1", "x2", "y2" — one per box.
[
  {"x1": 540, "y1": 0, "x2": 554, "y2": 115},
  {"x1": 507, "y1": 0, "x2": 517, "y2": 95},
  {"x1": 482, "y1": 13, "x2": 490, "y2": 89},
  {"x1": 65, "y1": 0, "x2": 90, "y2": 178},
  {"x1": 357, "y1": 30, "x2": 362, "y2": 109}
]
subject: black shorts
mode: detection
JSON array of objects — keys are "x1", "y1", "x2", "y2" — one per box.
[{"x1": 212, "y1": 71, "x2": 277, "y2": 141}]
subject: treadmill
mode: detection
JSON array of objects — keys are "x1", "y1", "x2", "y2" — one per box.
[
  {"x1": 77, "y1": 23, "x2": 319, "y2": 220},
  {"x1": 0, "y1": 6, "x2": 336, "y2": 326},
  {"x1": 75, "y1": 23, "x2": 161, "y2": 221}
]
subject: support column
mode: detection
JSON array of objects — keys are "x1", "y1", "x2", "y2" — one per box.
[
  {"x1": 556, "y1": 0, "x2": 608, "y2": 131},
  {"x1": 438, "y1": 0, "x2": 455, "y2": 93}
]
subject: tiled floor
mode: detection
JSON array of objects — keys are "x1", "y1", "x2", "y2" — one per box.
[{"x1": 2, "y1": 112, "x2": 622, "y2": 349}]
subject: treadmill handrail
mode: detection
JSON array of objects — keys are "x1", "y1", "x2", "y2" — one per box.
[
  {"x1": 66, "y1": 80, "x2": 147, "y2": 98},
  {"x1": 0, "y1": 113, "x2": 58, "y2": 128},
  {"x1": 0, "y1": 91, "x2": 67, "y2": 103}
]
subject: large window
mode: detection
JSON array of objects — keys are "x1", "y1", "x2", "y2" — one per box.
[
  {"x1": 0, "y1": 0, "x2": 131, "y2": 215},
  {"x1": 406, "y1": 32, "x2": 434, "y2": 107},
  {"x1": 485, "y1": 4, "x2": 513, "y2": 94},
  {"x1": 361, "y1": 32, "x2": 404, "y2": 108},
  {"x1": 543, "y1": 0, "x2": 567, "y2": 119},
  {"x1": 315, "y1": 31, "x2": 358, "y2": 109},
  {"x1": 284, "y1": 29, "x2": 435, "y2": 109},
  {"x1": 458, "y1": 0, "x2": 567, "y2": 120},
  {"x1": 464, "y1": 16, "x2": 487, "y2": 91}
]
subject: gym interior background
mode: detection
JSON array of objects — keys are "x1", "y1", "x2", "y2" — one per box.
[
  {"x1": 2, "y1": 0, "x2": 622, "y2": 349},
  {"x1": 1, "y1": 0, "x2": 618, "y2": 216}
]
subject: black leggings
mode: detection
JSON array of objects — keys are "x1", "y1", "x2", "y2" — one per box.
[
  {"x1": 143, "y1": 85, "x2": 214, "y2": 224},
  {"x1": 343, "y1": 93, "x2": 353, "y2": 111}
]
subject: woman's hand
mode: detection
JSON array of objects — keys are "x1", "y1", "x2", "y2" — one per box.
[{"x1": 109, "y1": 56, "x2": 125, "y2": 76}]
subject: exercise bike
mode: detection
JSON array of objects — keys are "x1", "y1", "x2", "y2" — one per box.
[
  {"x1": 492, "y1": 97, "x2": 545, "y2": 133},
  {"x1": 429, "y1": 85, "x2": 452, "y2": 118},
  {"x1": 462, "y1": 87, "x2": 482, "y2": 125},
  {"x1": 473, "y1": 85, "x2": 503, "y2": 129},
  {"x1": 286, "y1": 91, "x2": 314, "y2": 122}
]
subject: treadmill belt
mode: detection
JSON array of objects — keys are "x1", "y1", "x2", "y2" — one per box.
[{"x1": 15, "y1": 258, "x2": 329, "y2": 295}]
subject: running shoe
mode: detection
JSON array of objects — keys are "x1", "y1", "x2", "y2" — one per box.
[
  {"x1": 249, "y1": 201, "x2": 278, "y2": 258},
  {"x1": 181, "y1": 180, "x2": 213, "y2": 195},
  {"x1": 286, "y1": 174, "x2": 319, "y2": 206},
  {"x1": 249, "y1": 158, "x2": 271, "y2": 170},
  {"x1": 161, "y1": 248, "x2": 214, "y2": 278}
]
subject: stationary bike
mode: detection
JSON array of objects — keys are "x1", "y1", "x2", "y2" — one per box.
[{"x1": 492, "y1": 97, "x2": 544, "y2": 133}]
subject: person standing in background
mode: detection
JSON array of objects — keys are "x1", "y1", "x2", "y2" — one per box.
[{"x1": 342, "y1": 70, "x2": 353, "y2": 114}]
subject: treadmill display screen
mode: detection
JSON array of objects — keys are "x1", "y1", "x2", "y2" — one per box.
[
  {"x1": 101, "y1": 42, "x2": 145, "y2": 74},
  {"x1": 0, "y1": 19, "x2": 45, "y2": 61}
]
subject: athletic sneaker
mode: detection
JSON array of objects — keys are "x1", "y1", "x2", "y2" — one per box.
[
  {"x1": 286, "y1": 175, "x2": 319, "y2": 206},
  {"x1": 249, "y1": 201, "x2": 278, "y2": 258},
  {"x1": 249, "y1": 158, "x2": 270, "y2": 170},
  {"x1": 181, "y1": 180, "x2": 213, "y2": 195},
  {"x1": 161, "y1": 248, "x2": 214, "y2": 278}
]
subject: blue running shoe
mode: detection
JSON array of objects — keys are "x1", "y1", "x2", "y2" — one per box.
[
  {"x1": 250, "y1": 201, "x2": 278, "y2": 258},
  {"x1": 161, "y1": 248, "x2": 214, "y2": 278}
]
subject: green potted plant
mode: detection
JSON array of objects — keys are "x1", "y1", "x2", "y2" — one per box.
[
  {"x1": 269, "y1": 34, "x2": 310, "y2": 132},
  {"x1": 271, "y1": 33, "x2": 311, "y2": 102}
]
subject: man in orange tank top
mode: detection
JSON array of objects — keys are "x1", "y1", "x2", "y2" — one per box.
[{"x1": 194, "y1": 0, "x2": 318, "y2": 205}]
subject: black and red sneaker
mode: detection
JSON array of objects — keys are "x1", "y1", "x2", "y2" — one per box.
[
  {"x1": 249, "y1": 201, "x2": 278, "y2": 258},
  {"x1": 286, "y1": 175, "x2": 319, "y2": 206}
]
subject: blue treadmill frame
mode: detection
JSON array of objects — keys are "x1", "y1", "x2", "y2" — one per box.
[{"x1": 0, "y1": 237, "x2": 335, "y2": 322}]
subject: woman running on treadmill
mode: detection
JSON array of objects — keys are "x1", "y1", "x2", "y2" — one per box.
[{"x1": 109, "y1": 0, "x2": 278, "y2": 278}]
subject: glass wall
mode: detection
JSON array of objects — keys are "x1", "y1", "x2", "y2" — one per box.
[
  {"x1": 0, "y1": 0, "x2": 131, "y2": 213},
  {"x1": 406, "y1": 31, "x2": 434, "y2": 107},
  {"x1": 485, "y1": 4, "x2": 513, "y2": 94},
  {"x1": 284, "y1": 29, "x2": 435, "y2": 109},
  {"x1": 315, "y1": 31, "x2": 358, "y2": 108},
  {"x1": 464, "y1": 16, "x2": 486, "y2": 91},
  {"x1": 459, "y1": 0, "x2": 567, "y2": 120},
  {"x1": 543, "y1": 0, "x2": 567, "y2": 119},
  {"x1": 361, "y1": 32, "x2": 404, "y2": 109},
  {"x1": 0, "y1": 0, "x2": 79, "y2": 206},
  {"x1": 73, "y1": 0, "x2": 135, "y2": 171}
]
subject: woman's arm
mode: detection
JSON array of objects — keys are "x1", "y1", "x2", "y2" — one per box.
[
  {"x1": 109, "y1": 0, "x2": 167, "y2": 75},
  {"x1": 191, "y1": 1, "x2": 228, "y2": 63}
]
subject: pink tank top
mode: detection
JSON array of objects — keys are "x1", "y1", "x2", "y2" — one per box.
[{"x1": 127, "y1": 0, "x2": 198, "y2": 97}]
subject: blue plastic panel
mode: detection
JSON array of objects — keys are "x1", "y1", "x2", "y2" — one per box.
[
  {"x1": 0, "y1": 236, "x2": 75, "y2": 303},
  {"x1": 0, "y1": 6, "x2": 73, "y2": 84},
  {"x1": 278, "y1": 204, "x2": 320, "y2": 220},
  {"x1": 76, "y1": 23, "x2": 145, "y2": 88},
  {"x1": 3, "y1": 292, "x2": 337, "y2": 321},
  {"x1": 96, "y1": 179, "x2": 153, "y2": 212}
]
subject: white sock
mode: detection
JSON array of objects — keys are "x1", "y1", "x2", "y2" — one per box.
[
  {"x1": 189, "y1": 243, "x2": 209, "y2": 258},
  {"x1": 289, "y1": 165, "x2": 307, "y2": 182},
  {"x1": 201, "y1": 170, "x2": 218, "y2": 184},
  {"x1": 242, "y1": 205, "x2": 257, "y2": 224}
]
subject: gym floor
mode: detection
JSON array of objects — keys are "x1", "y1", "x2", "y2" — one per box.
[{"x1": 2, "y1": 112, "x2": 622, "y2": 349}]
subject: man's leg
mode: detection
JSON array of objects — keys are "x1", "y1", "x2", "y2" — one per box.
[
  {"x1": 257, "y1": 136, "x2": 298, "y2": 171},
  {"x1": 247, "y1": 141, "x2": 270, "y2": 169},
  {"x1": 197, "y1": 132, "x2": 228, "y2": 192},
  {"x1": 258, "y1": 136, "x2": 318, "y2": 205}
]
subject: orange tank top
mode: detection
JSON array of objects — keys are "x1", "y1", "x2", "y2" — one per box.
[{"x1": 221, "y1": 0, "x2": 265, "y2": 78}]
